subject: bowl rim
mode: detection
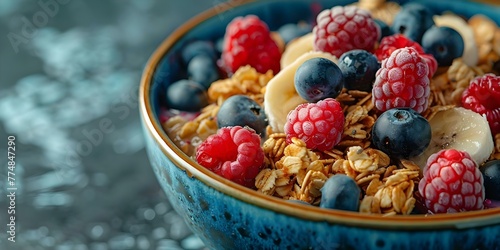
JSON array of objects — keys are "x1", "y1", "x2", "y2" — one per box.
[{"x1": 140, "y1": 0, "x2": 500, "y2": 230}]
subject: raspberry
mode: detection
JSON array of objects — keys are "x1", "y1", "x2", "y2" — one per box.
[
  {"x1": 220, "y1": 15, "x2": 281, "y2": 75},
  {"x1": 375, "y1": 34, "x2": 437, "y2": 78},
  {"x1": 313, "y1": 6, "x2": 380, "y2": 58},
  {"x1": 372, "y1": 47, "x2": 430, "y2": 114},
  {"x1": 375, "y1": 34, "x2": 424, "y2": 60},
  {"x1": 420, "y1": 53, "x2": 438, "y2": 79},
  {"x1": 461, "y1": 73, "x2": 500, "y2": 135},
  {"x1": 195, "y1": 126, "x2": 264, "y2": 188},
  {"x1": 418, "y1": 149, "x2": 485, "y2": 213},
  {"x1": 284, "y1": 98, "x2": 344, "y2": 151}
]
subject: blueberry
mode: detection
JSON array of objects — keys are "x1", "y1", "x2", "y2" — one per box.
[
  {"x1": 181, "y1": 40, "x2": 217, "y2": 64},
  {"x1": 215, "y1": 37, "x2": 224, "y2": 54},
  {"x1": 421, "y1": 26, "x2": 464, "y2": 67},
  {"x1": 320, "y1": 174, "x2": 360, "y2": 212},
  {"x1": 374, "y1": 19, "x2": 393, "y2": 41},
  {"x1": 216, "y1": 95, "x2": 267, "y2": 136},
  {"x1": 294, "y1": 57, "x2": 344, "y2": 102},
  {"x1": 278, "y1": 23, "x2": 312, "y2": 44},
  {"x1": 165, "y1": 79, "x2": 208, "y2": 112},
  {"x1": 338, "y1": 50, "x2": 380, "y2": 92},
  {"x1": 391, "y1": 3, "x2": 434, "y2": 43},
  {"x1": 187, "y1": 55, "x2": 219, "y2": 89},
  {"x1": 480, "y1": 160, "x2": 500, "y2": 200},
  {"x1": 371, "y1": 108, "x2": 431, "y2": 159}
]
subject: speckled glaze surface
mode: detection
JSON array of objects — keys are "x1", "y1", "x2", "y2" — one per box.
[{"x1": 140, "y1": 0, "x2": 500, "y2": 249}]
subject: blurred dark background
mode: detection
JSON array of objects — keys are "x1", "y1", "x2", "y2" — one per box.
[{"x1": 0, "y1": 0, "x2": 225, "y2": 249}]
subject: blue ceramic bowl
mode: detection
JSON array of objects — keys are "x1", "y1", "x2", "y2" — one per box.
[{"x1": 140, "y1": 0, "x2": 500, "y2": 249}]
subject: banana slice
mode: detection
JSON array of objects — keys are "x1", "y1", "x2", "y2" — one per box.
[
  {"x1": 433, "y1": 13, "x2": 478, "y2": 67},
  {"x1": 410, "y1": 107, "x2": 494, "y2": 169},
  {"x1": 280, "y1": 32, "x2": 315, "y2": 69},
  {"x1": 264, "y1": 51, "x2": 338, "y2": 133}
]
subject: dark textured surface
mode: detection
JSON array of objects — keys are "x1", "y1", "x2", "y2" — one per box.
[{"x1": 0, "y1": 0, "x2": 224, "y2": 249}]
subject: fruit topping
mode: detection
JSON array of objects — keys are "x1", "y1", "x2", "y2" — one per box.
[
  {"x1": 410, "y1": 107, "x2": 494, "y2": 170},
  {"x1": 419, "y1": 53, "x2": 438, "y2": 79},
  {"x1": 391, "y1": 3, "x2": 434, "y2": 43},
  {"x1": 216, "y1": 95, "x2": 268, "y2": 137},
  {"x1": 484, "y1": 199, "x2": 500, "y2": 209},
  {"x1": 294, "y1": 57, "x2": 344, "y2": 102},
  {"x1": 181, "y1": 40, "x2": 218, "y2": 64},
  {"x1": 338, "y1": 49, "x2": 380, "y2": 92},
  {"x1": 280, "y1": 33, "x2": 315, "y2": 69},
  {"x1": 461, "y1": 73, "x2": 500, "y2": 135},
  {"x1": 265, "y1": 51, "x2": 338, "y2": 133},
  {"x1": 320, "y1": 174, "x2": 361, "y2": 211},
  {"x1": 375, "y1": 33, "x2": 424, "y2": 61},
  {"x1": 313, "y1": 5, "x2": 380, "y2": 58},
  {"x1": 165, "y1": 79, "x2": 209, "y2": 112},
  {"x1": 371, "y1": 108, "x2": 431, "y2": 159},
  {"x1": 374, "y1": 34, "x2": 437, "y2": 78},
  {"x1": 220, "y1": 15, "x2": 281, "y2": 75},
  {"x1": 372, "y1": 47, "x2": 430, "y2": 113},
  {"x1": 433, "y1": 13, "x2": 479, "y2": 67},
  {"x1": 418, "y1": 149, "x2": 485, "y2": 213},
  {"x1": 480, "y1": 160, "x2": 500, "y2": 200},
  {"x1": 196, "y1": 126, "x2": 264, "y2": 188},
  {"x1": 421, "y1": 26, "x2": 464, "y2": 67},
  {"x1": 284, "y1": 98, "x2": 344, "y2": 151},
  {"x1": 187, "y1": 55, "x2": 220, "y2": 89}
]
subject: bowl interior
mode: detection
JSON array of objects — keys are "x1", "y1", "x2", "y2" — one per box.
[{"x1": 141, "y1": 0, "x2": 500, "y2": 229}]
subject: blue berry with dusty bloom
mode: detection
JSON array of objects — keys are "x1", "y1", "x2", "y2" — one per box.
[{"x1": 320, "y1": 174, "x2": 360, "y2": 212}]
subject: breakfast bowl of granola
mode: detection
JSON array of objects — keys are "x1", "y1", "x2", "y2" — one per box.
[{"x1": 139, "y1": 0, "x2": 500, "y2": 249}]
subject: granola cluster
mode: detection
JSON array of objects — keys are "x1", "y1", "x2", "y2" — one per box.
[
  {"x1": 469, "y1": 15, "x2": 500, "y2": 66},
  {"x1": 162, "y1": 10, "x2": 500, "y2": 215},
  {"x1": 353, "y1": 0, "x2": 401, "y2": 25}
]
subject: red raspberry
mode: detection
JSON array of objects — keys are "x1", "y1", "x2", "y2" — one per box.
[
  {"x1": 461, "y1": 73, "x2": 500, "y2": 135},
  {"x1": 375, "y1": 34, "x2": 437, "y2": 78},
  {"x1": 418, "y1": 149, "x2": 485, "y2": 213},
  {"x1": 313, "y1": 6, "x2": 380, "y2": 58},
  {"x1": 372, "y1": 47, "x2": 430, "y2": 113},
  {"x1": 220, "y1": 15, "x2": 281, "y2": 74},
  {"x1": 420, "y1": 53, "x2": 438, "y2": 79},
  {"x1": 284, "y1": 98, "x2": 344, "y2": 151},
  {"x1": 375, "y1": 34, "x2": 424, "y2": 60},
  {"x1": 195, "y1": 126, "x2": 264, "y2": 188}
]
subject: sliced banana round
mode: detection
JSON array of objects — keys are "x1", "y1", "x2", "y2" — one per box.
[
  {"x1": 280, "y1": 32, "x2": 314, "y2": 69},
  {"x1": 433, "y1": 13, "x2": 478, "y2": 67},
  {"x1": 264, "y1": 51, "x2": 338, "y2": 133},
  {"x1": 409, "y1": 107, "x2": 494, "y2": 169}
]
